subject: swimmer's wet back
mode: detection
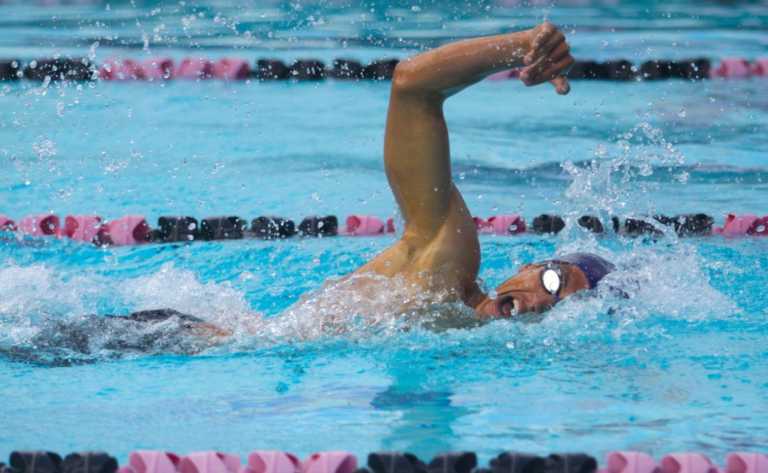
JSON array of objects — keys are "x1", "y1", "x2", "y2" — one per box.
[{"x1": 1, "y1": 0, "x2": 767, "y2": 462}]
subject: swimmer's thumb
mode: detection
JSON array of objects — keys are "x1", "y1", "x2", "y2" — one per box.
[{"x1": 550, "y1": 76, "x2": 570, "y2": 95}]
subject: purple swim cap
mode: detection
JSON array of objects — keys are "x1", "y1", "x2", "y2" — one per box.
[{"x1": 552, "y1": 252, "x2": 615, "y2": 289}]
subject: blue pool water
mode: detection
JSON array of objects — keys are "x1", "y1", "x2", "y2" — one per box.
[{"x1": 1, "y1": 0, "x2": 768, "y2": 465}]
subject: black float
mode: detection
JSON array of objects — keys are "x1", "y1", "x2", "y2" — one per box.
[
  {"x1": 298, "y1": 215, "x2": 339, "y2": 237},
  {"x1": 200, "y1": 216, "x2": 247, "y2": 240}
]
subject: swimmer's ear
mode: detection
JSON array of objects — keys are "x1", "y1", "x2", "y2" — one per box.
[{"x1": 550, "y1": 75, "x2": 570, "y2": 95}]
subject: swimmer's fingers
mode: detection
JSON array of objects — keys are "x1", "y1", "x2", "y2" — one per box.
[
  {"x1": 524, "y1": 22, "x2": 565, "y2": 66},
  {"x1": 521, "y1": 41, "x2": 571, "y2": 81},
  {"x1": 548, "y1": 41, "x2": 573, "y2": 95},
  {"x1": 549, "y1": 41, "x2": 572, "y2": 63},
  {"x1": 550, "y1": 75, "x2": 571, "y2": 95},
  {"x1": 520, "y1": 54, "x2": 574, "y2": 89}
]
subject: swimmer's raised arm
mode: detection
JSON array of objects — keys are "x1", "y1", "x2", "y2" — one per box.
[
  {"x1": 360, "y1": 23, "x2": 573, "y2": 300},
  {"x1": 392, "y1": 23, "x2": 573, "y2": 98},
  {"x1": 384, "y1": 23, "x2": 573, "y2": 242}
]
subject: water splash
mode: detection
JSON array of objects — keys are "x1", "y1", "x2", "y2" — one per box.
[
  {"x1": 119, "y1": 263, "x2": 253, "y2": 327},
  {"x1": 561, "y1": 121, "x2": 687, "y2": 221},
  {"x1": 252, "y1": 272, "x2": 466, "y2": 343}
]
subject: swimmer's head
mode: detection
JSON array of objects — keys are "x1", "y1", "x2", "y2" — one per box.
[{"x1": 474, "y1": 253, "x2": 614, "y2": 318}]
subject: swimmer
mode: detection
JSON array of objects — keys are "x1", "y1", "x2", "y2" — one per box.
[{"x1": 9, "y1": 23, "x2": 613, "y2": 363}]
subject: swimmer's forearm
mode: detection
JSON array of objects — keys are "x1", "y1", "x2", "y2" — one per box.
[{"x1": 393, "y1": 31, "x2": 531, "y2": 97}]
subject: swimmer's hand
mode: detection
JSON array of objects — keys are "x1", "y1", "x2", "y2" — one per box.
[{"x1": 519, "y1": 22, "x2": 574, "y2": 95}]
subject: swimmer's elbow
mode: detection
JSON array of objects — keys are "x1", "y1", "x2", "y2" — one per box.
[
  {"x1": 392, "y1": 61, "x2": 419, "y2": 93},
  {"x1": 392, "y1": 60, "x2": 436, "y2": 97}
]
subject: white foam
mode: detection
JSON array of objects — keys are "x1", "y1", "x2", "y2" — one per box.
[
  {"x1": 0, "y1": 262, "x2": 103, "y2": 344},
  {"x1": 118, "y1": 262, "x2": 254, "y2": 327}
]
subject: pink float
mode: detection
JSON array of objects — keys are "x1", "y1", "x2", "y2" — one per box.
[
  {"x1": 125, "y1": 451, "x2": 181, "y2": 473},
  {"x1": 63, "y1": 215, "x2": 102, "y2": 242},
  {"x1": 213, "y1": 58, "x2": 251, "y2": 80},
  {"x1": 100, "y1": 59, "x2": 146, "y2": 81},
  {"x1": 302, "y1": 452, "x2": 356, "y2": 473},
  {"x1": 660, "y1": 454, "x2": 717, "y2": 473},
  {"x1": 605, "y1": 452, "x2": 659, "y2": 473},
  {"x1": 712, "y1": 58, "x2": 751, "y2": 79},
  {"x1": 0, "y1": 215, "x2": 16, "y2": 231},
  {"x1": 98, "y1": 59, "x2": 120, "y2": 80},
  {"x1": 488, "y1": 214, "x2": 526, "y2": 235},
  {"x1": 19, "y1": 214, "x2": 60, "y2": 237},
  {"x1": 176, "y1": 58, "x2": 214, "y2": 80},
  {"x1": 179, "y1": 452, "x2": 240, "y2": 473},
  {"x1": 142, "y1": 58, "x2": 175, "y2": 81},
  {"x1": 344, "y1": 215, "x2": 385, "y2": 235},
  {"x1": 750, "y1": 58, "x2": 768, "y2": 76},
  {"x1": 242, "y1": 451, "x2": 301, "y2": 473},
  {"x1": 713, "y1": 214, "x2": 759, "y2": 237},
  {"x1": 474, "y1": 215, "x2": 526, "y2": 235},
  {"x1": 95, "y1": 215, "x2": 151, "y2": 246},
  {"x1": 726, "y1": 453, "x2": 768, "y2": 473}
]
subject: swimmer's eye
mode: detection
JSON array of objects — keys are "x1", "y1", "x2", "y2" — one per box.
[{"x1": 497, "y1": 296, "x2": 516, "y2": 317}]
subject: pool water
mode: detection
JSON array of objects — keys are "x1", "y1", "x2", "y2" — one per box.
[{"x1": 1, "y1": 0, "x2": 768, "y2": 465}]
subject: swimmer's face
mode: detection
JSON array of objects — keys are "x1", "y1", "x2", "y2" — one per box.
[{"x1": 475, "y1": 262, "x2": 590, "y2": 318}]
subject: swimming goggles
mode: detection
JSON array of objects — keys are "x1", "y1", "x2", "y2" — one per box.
[{"x1": 540, "y1": 262, "x2": 565, "y2": 303}]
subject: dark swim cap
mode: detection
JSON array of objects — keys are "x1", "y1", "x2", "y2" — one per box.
[{"x1": 552, "y1": 252, "x2": 615, "y2": 289}]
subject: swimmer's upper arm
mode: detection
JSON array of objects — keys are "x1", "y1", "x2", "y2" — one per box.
[{"x1": 384, "y1": 64, "x2": 475, "y2": 247}]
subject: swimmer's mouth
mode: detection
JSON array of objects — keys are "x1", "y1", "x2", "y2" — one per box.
[{"x1": 497, "y1": 295, "x2": 519, "y2": 317}]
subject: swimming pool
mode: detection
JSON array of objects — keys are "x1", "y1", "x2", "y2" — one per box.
[{"x1": 1, "y1": 0, "x2": 767, "y2": 464}]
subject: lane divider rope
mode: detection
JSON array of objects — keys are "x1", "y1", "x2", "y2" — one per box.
[
  {"x1": 1, "y1": 212, "x2": 766, "y2": 247},
  {"x1": 1, "y1": 57, "x2": 767, "y2": 82},
  {"x1": 4, "y1": 450, "x2": 767, "y2": 473}
]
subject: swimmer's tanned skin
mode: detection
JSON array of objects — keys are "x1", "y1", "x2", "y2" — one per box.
[{"x1": 355, "y1": 22, "x2": 593, "y2": 318}]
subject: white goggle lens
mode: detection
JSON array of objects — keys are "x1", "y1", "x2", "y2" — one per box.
[{"x1": 542, "y1": 269, "x2": 561, "y2": 294}]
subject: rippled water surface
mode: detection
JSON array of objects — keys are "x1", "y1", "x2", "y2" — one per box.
[{"x1": 1, "y1": 0, "x2": 768, "y2": 464}]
